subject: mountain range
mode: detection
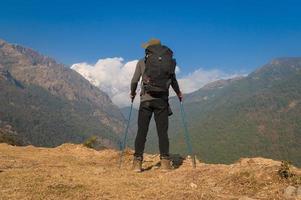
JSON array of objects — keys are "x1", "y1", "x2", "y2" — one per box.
[
  {"x1": 1, "y1": 39, "x2": 300, "y2": 167},
  {"x1": 123, "y1": 58, "x2": 301, "y2": 167},
  {"x1": 0, "y1": 39, "x2": 125, "y2": 147}
]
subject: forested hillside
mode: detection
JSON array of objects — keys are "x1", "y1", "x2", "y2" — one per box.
[
  {"x1": 0, "y1": 39, "x2": 125, "y2": 147},
  {"x1": 126, "y1": 58, "x2": 301, "y2": 167}
]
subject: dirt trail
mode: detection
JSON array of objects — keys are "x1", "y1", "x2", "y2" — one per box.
[{"x1": 0, "y1": 143, "x2": 300, "y2": 200}]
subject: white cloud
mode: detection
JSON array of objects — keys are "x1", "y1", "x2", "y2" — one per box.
[
  {"x1": 71, "y1": 58, "x2": 138, "y2": 108},
  {"x1": 176, "y1": 68, "x2": 242, "y2": 94},
  {"x1": 71, "y1": 57, "x2": 244, "y2": 108}
]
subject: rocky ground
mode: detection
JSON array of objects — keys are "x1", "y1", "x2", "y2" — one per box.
[{"x1": 0, "y1": 143, "x2": 300, "y2": 200}]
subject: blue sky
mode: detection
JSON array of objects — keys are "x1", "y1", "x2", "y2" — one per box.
[{"x1": 1, "y1": 0, "x2": 301, "y2": 74}]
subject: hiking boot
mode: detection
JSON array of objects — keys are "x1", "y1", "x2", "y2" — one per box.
[
  {"x1": 132, "y1": 158, "x2": 142, "y2": 172},
  {"x1": 160, "y1": 158, "x2": 172, "y2": 171}
]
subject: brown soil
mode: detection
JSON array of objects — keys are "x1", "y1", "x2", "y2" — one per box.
[{"x1": 0, "y1": 143, "x2": 300, "y2": 200}]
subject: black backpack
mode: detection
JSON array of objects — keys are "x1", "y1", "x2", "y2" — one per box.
[{"x1": 142, "y1": 45, "x2": 176, "y2": 95}]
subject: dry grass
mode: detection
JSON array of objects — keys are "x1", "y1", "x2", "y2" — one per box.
[{"x1": 0, "y1": 143, "x2": 300, "y2": 200}]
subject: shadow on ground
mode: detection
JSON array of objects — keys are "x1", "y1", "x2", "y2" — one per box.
[
  {"x1": 170, "y1": 154, "x2": 185, "y2": 169},
  {"x1": 142, "y1": 153, "x2": 185, "y2": 171}
]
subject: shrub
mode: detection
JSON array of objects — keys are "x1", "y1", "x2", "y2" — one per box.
[
  {"x1": 278, "y1": 161, "x2": 301, "y2": 185},
  {"x1": 83, "y1": 135, "x2": 98, "y2": 149}
]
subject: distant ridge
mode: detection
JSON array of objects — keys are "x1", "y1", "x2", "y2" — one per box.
[
  {"x1": 0, "y1": 39, "x2": 125, "y2": 147},
  {"x1": 126, "y1": 57, "x2": 301, "y2": 167}
]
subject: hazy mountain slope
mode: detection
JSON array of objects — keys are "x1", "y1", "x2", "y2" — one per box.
[
  {"x1": 0, "y1": 39, "x2": 125, "y2": 147},
  {"x1": 124, "y1": 58, "x2": 301, "y2": 167},
  {"x1": 165, "y1": 57, "x2": 301, "y2": 166}
]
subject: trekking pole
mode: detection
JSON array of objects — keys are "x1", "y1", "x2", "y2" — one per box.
[
  {"x1": 118, "y1": 99, "x2": 134, "y2": 168},
  {"x1": 179, "y1": 100, "x2": 196, "y2": 168}
]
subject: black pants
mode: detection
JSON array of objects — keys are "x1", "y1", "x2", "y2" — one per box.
[{"x1": 134, "y1": 99, "x2": 169, "y2": 160}]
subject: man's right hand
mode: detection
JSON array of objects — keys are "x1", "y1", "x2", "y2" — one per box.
[
  {"x1": 130, "y1": 92, "x2": 136, "y2": 102},
  {"x1": 177, "y1": 91, "x2": 183, "y2": 102}
]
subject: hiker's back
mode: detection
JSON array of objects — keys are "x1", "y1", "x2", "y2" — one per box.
[
  {"x1": 142, "y1": 45, "x2": 176, "y2": 95},
  {"x1": 131, "y1": 39, "x2": 182, "y2": 171}
]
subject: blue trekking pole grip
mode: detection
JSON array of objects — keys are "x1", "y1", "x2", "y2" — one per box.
[{"x1": 179, "y1": 98, "x2": 196, "y2": 168}]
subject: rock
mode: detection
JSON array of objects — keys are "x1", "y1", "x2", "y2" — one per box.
[
  {"x1": 190, "y1": 182, "x2": 197, "y2": 189},
  {"x1": 297, "y1": 186, "x2": 301, "y2": 198},
  {"x1": 284, "y1": 186, "x2": 296, "y2": 199}
]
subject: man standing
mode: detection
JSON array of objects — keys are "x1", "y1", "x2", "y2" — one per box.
[{"x1": 130, "y1": 39, "x2": 182, "y2": 172}]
